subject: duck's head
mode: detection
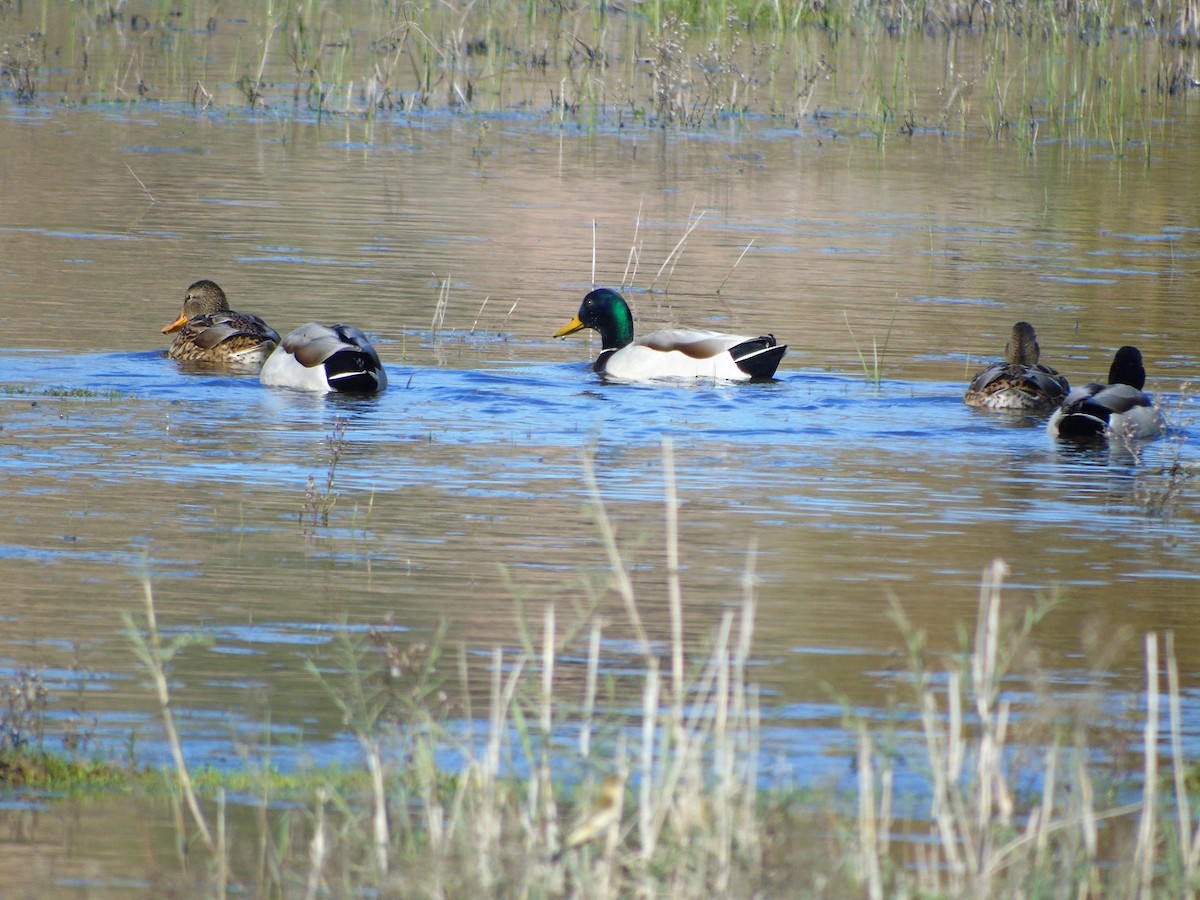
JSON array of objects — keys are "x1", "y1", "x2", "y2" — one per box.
[
  {"x1": 1004, "y1": 321, "x2": 1041, "y2": 366},
  {"x1": 1108, "y1": 345, "x2": 1146, "y2": 389},
  {"x1": 162, "y1": 280, "x2": 231, "y2": 333},
  {"x1": 552, "y1": 288, "x2": 634, "y2": 349}
]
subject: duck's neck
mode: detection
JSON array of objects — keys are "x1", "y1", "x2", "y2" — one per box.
[
  {"x1": 597, "y1": 294, "x2": 634, "y2": 351},
  {"x1": 1005, "y1": 325, "x2": 1040, "y2": 366},
  {"x1": 1108, "y1": 347, "x2": 1146, "y2": 389},
  {"x1": 594, "y1": 348, "x2": 617, "y2": 373}
]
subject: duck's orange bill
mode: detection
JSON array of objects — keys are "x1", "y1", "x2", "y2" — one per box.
[
  {"x1": 162, "y1": 313, "x2": 188, "y2": 334},
  {"x1": 553, "y1": 315, "x2": 585, "y2": 338}
]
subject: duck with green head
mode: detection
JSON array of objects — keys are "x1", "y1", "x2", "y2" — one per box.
[
  {"x1": 964, "y1": 321, "x2": 1070, "y2": 411},
  {"x1": 1048, "y1": 345, "x2": 1161, "y2": 440},
  {"x1": 162, "y1": 280, "x2": 280, "y2": 370},
  {"x1": 553, "y1": 288, "x2": 786, "y2": 382},
  {"x1": 259, "y1": 322, "x2": 388, "y2": 394}
]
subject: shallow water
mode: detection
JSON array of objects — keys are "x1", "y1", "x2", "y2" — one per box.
[{"x1": 2, "y1": 6, "x2": 1200, "y2": 891}]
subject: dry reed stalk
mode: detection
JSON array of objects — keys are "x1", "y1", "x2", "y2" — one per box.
[
  {"x1": 622, "y1": 198, "x2": 644, "y2": 287},
  {"x1": 663, "y1": 438, "x2": 685, "y2": 719},
  {"x1": 131, "y1": 578, "x2": 217, "y2": 856},
  {"x1": 362, "y1": 738, "x2": 390, "y2": 878},
  {"x1": 125, "y1": 164, "x2": 158, "y2": 204},
  {"x1": 638, "y1": 658, "x2": 661, "y2": 864},
  {"x1": 713, "y1": 619, "x2": 733, "y2": 891},
  {"x1": 649, "y1": 207, "x2": 706, "y2": 293},
  {"x1": 501, "y1": 300, "x2": 519, "y2": 332},
  {"x1": 1135, "y1": 632, "x2": 1159, "y2": 895},
  {"x1": 716, "y1": 239, "x2": 754, "y2": 294},
  {"x1": 916, "y1": 652, "x2": 965, "y2": 882},
  {"x1": 876, "y1": 562, "x2": 1200, "y2": 895},
  {"x1": 736, "y1": 542, "x2": 763, "y2": 873},
  {"x1": 877, "y1": 734, "x2": 893, "y2": 873},
  {"x1": 1167, "y1": 634, "x2": 1200, "y2": 893},
  {"x1": 1033, "y1": 738, "x2": 1058, "y2": 869},
  {"x1": 579, "y1": 620, "x2": 602, "y2": 759},
  {"x1": 580, "y1": 451, "x2": 649, "y2": 656},
  {"x1": 250, "y1": 17, "x2": 277, "y2": 108},
  {"x1": 857, "y1": 725, "x2": 884, "y2": 900},
  {"x1": 470, "y1": 296, "x2": 489, "y2": 333},
  {"x1": 485, "y1": 647, "x2": 525, "y2": 783},
  {"x1": 641, "y1": 609, "x2": 737, "y2": 876},
  {"x1": 538, "y1": 604, "x2": 560, "y2": 866},
  {"x1": 216, "y1": 788, "x2": 228, "y2": 900},
  {"x1": 304, "y1": 787, "x2": 328, "y2": 900},
  {"x1": 431, "y1": 277, "x2": 450, "y2": 333},
  {"x1": 899, "y1": 560, "x2": 1025, "y2": 893},
  {"x1": 1075, "y1": 739, "x2": 1100, "y2": 885}
]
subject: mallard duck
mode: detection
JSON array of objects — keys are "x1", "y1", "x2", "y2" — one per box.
[
  {"x1": 964, "y1": 321, "x2": 1070, "y2": 410},
  {"x1": 259, "y1": 322, "x2": 387, "y2": 393},
  {"x1": 1047, "y1": 345, "x2": 1162, "y2": 440},
  {"x1": 553, "y1": 288, "x2": 786, "y2": 382},
  {"x1": 162, "y1": 280, "x2": 280, "y2": 368}
]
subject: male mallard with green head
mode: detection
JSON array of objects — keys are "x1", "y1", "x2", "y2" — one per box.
[
  {"x1": 1048, "y1": 345, "x2": 1162, "y2": 440},
  {"x1": 554, "y1": 288, "x2": 786, "y2": 382},
  {"x1": 259, "y1": 322, "x2": 388, "y2": 394}
]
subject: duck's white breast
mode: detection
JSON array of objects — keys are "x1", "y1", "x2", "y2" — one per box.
[{"x1": 259, "y1": 345, "x2": 333, "y2": 392}]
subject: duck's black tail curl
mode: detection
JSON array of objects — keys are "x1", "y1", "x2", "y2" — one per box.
[
  {"x1": 326, "y1": 349, "x2": 386, "y2": 394},
  {"x1": 731, "y1": 334, "x2": 787, "y2": 380}
]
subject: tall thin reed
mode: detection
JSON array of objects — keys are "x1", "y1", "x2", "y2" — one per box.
[
  {"x1": 716, "y1": 240, "x2": 754, "y2": 294},
  {"x1": 1134, "y1": 632, "x2": 1159, "y2": 894},
  {"x1": 649, "y1": 207, "x2": 706, "y2": 293},
  {"x1": 622, "y1": 198, "x2": 645, "y2": 288},
  {"x1": 431, "y1": 277, "x2": 451, "y2": 334},
  {"x1": 123, "y1": 579, "x2": 217, "y2": 857}
]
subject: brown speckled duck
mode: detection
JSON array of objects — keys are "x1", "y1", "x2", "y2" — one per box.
[
  {"x1": 162, "y1": 280, "x2": 280, "y2": 369},
  {"x1": 964, "y1": 321, "x2": 1070, "y2": 411}
]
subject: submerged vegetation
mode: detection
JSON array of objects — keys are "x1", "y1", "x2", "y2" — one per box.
[
  {"x1": 1, "y1": 0, "x2": 1197, "y2": 146},
  {"x1": 0, "y1": 383, "x2": 125, "y2": 400}
]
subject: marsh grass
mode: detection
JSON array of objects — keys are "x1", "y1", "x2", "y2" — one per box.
[
  {"x1": 0, "y1": 28, "x2": 40, "y2": 103},
  {"x1": 0, "y1": 668, "x2": 46, "y2": 754},
  {"x1": 0, "y1": 648, "x2": 119, "y2": 791},
  {"x1": 843, "y1": 306, "x2": 898, "y2": 387},
  {"x1": 97, "y1": 443, "x2": 1200, "y2": 896},
  {"x1": 302, "y1": 416, "x2": 348, "y2": 529},
  {"x1": 3, "y1": 2, "x2": 1196, "y2": 146},
  {"x1": 1131, "y1": 386, "x2": 1195, "y2": 520}
]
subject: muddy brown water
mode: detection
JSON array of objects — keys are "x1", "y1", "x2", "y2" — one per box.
[{"x1": 2, "y1": 6, "x2": 1200, "y2": 892}]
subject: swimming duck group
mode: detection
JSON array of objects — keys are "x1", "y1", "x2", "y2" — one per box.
[
  {"x1": 162, "y1": 280, "x2": 1162, "y2": 443},
  {"x1": 163, "y1": 280, "x2": 387, "y2": 394},
  {"x1": 961, "y1": 320, "x2": 1161, "y2": 440}
]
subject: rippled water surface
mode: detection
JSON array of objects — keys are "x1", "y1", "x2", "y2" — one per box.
[{"x1": 2, "y1": 12, "x2": 1200, "y2": 891}]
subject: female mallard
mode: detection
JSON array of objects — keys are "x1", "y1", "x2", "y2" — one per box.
[
  {"x1": 259, "y1": 322, "x2": 388, "y2": 394},
  {"x1": 1047, "y1": 345, "x2": 1161, "y2": 440},
  {"x1": 162, "y1": 280, "x2": 280, "y2": 368},
  {"x1": 553, "y1": 288, "x2": 786, "y2": 382},
  {"x1": 964, "y1": 321, "x2": 1070, "y2": 410}
]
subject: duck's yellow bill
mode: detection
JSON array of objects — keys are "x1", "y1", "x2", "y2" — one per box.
[
  {"x1": 162, "y1": 312, "x2": 188, "y2": 334},
  {"x1": 553, "y1": 315, "x2": 585, "y2": 338}
]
